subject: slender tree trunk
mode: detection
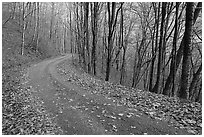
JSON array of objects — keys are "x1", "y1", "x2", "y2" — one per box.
[
  {"x1": 21, "y1": 2, "x2": 26, "y2": 55},
  {"x1": 84, "y1": 2, "x2": 90, "y2": 72},
  {"x1": 170, "y1": 2, "x2": 179, "y2": 97},
  {"x1": 36, "y1": 2, "x2": 40, "y2": 52},
  {"x1": 105, "y1": 2, "x2": 114, "y2": 81},
  {"x1": 50, "y1": 2, "x2": 54, "y2": 40},
  {"x1": 105, "y1": 2, "x2": 116, "y2": 81},
  {"x1": 80, "y1": 3, "x2": 86, "y2": 70},
  {"x1": 75, "y1": 3, "x2": 82, "y2": 63},
  {"x1": 91, "y1": 2, "x2": 99, "y2": 75},
  {"x1": 160, "y1": 3, "x2": 171, "y2": 94},
  {"x1": 63, "y1": 24, "x2": 66, "y2": 53},
  {"x1": 119, "y1": 3, "x2": 125, "y2": 84},
  {"x1": 69, "y1": 5, "x2": 73, "y2": 59},
  {"x1": 163, "y1": 2, "x2": 179, "y2": 96},
  {"x1": 152, "y1": 2, "x2": 166, "y2": 93},
  {"x1": 105, "y1": 2, "x2": 123, "y2": 81},
  {"x1": 179, "y1": 2, "x2": 194, "y2": 99},
  {"x1": 149, "y1": 2, "x2": 160, "y2": 92}
]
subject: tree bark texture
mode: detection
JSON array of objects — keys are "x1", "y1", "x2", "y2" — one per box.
[{"x1": 179, "y1": 2, "x2": 194, "y2": 99}]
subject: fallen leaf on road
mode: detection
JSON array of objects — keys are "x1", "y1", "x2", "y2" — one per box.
[{"x1": 118, "y1": 113, "x2": 124, "y2": 117}]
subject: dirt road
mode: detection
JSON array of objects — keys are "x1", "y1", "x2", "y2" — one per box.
[{"x1": 27, "y1": 54, "x2": 190, "y2": 135}]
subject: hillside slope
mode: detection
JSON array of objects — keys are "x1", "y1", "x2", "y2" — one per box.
[{"x1": 57, "y1": 57, "x2": 202, "y2": 135}]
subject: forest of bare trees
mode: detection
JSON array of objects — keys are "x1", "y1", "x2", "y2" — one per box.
[{"x1": 2, "y1": 2, "x2": 202, "y2": 102}]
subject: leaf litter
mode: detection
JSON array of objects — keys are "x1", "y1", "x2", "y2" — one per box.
[
  {"x1": 2, "y1": 66, "x2": 63, "y2": 135},
  {"x1": 56, "y1": 60, "x2": 202, "y2": 135}
]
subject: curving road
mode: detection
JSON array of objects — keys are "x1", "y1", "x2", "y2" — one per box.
[{"x1": 27, "y1": 54, "x2": 190, "y2": 135}]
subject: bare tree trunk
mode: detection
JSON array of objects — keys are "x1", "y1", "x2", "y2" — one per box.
[
  {"x1": 63, "y1": 24, "x2": 66, "y2": 53},
  {"x1": 105, "y1": 2, "x2": 115, "y2": 81},
  {"x1": 163, "y1": 2, "x2": 179, "y2": 96},
  {"x1": 84, "y1": 2, "x2": 91, "y2": 72},
  {"x1": 68, "y1": 5, "x2": 73, "y2": 59},
  {"x1": 152, "y1": 2, "x2": 166, "y2": 93},
  {"x1": 101, "y1": 8, "x2": 107, "y2": 74},
  {"x1": 179, "y1": 2, "x2": 194, "y2": 99},
  {"x1": 119, "y1": 3, "x2": 125, "y2": 84},
  {"x1": 79, "y1": 3, "x2": 86, "y2": 69},
  {"x1": 105, "y1": 2, "x2": 119, "y2": 81},
  {"x1": 160, "y1": 3, "x2": 172, "y2": 94},
  {"x1": 36, "y1": 2, "x2": 40, "y2": 52},
  {"x1": 75, "y1": 3, "x2": 83, "y2": 64},
  {"x1": 50, "y1": 2, "x2": 54, "y2": 40},
  {"x1": 91, "y1": 2, "x2": 99, "y2": 75},
  {"x1": 149, "y1": 2, "x2": 160, "y2": 92},
  {"x1": 21, "y1": 2, "x2": 26, "y2": 55}
]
